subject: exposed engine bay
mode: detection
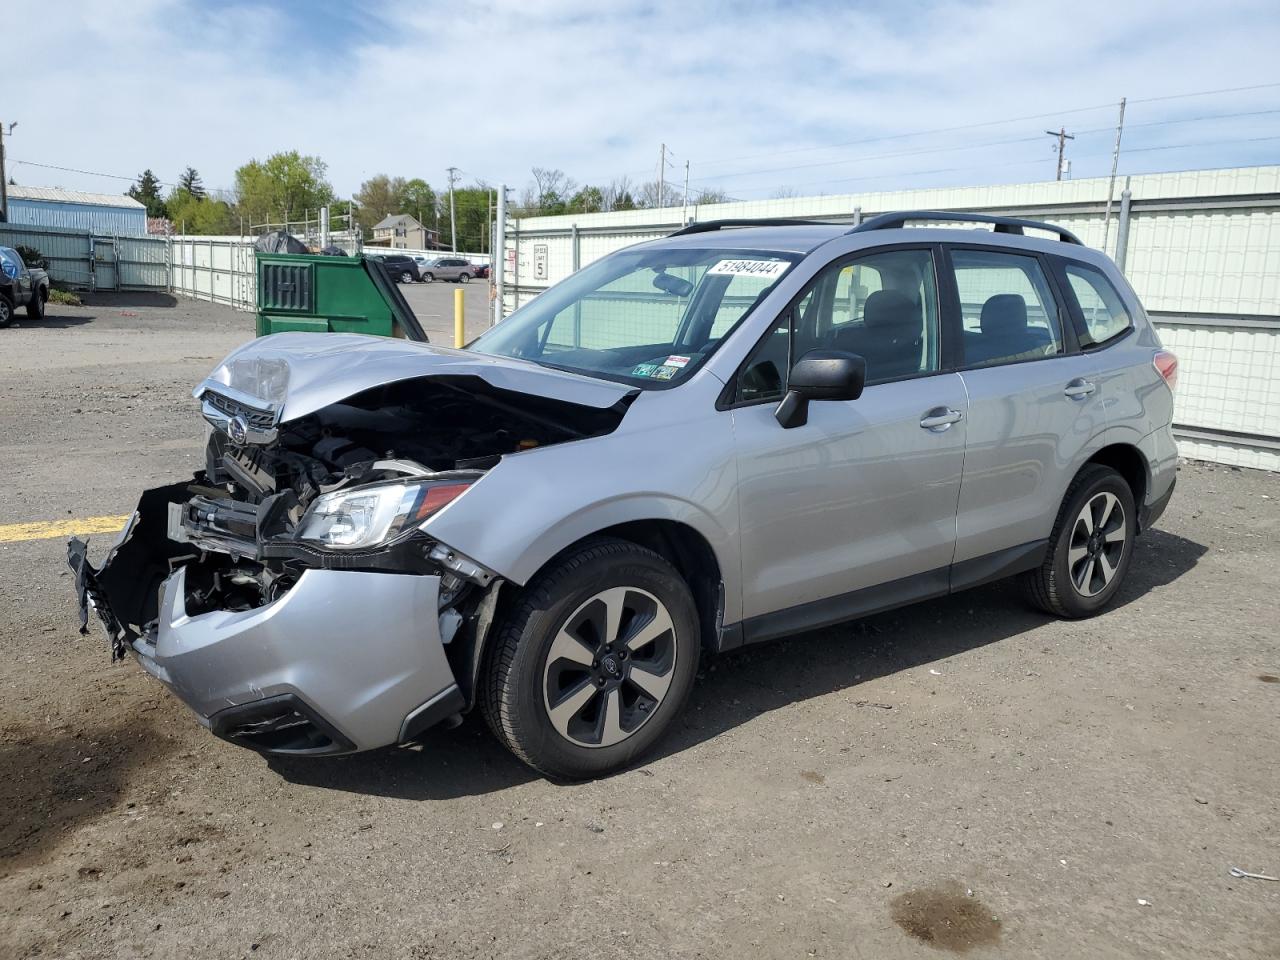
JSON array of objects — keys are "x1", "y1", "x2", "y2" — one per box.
[{"x1": 70, "y1": 373, "x2": 629, "y2": 660}]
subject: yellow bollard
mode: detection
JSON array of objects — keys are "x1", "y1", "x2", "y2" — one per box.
[{"x1": 453, "y1": 287, "x2": 465, "y2": 348}]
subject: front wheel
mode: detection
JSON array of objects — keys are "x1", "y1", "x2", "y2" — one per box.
[
  {"x1": 0, "y1": 294, "x2": 13, "y2": 328},
  {"x1": 1021, "y1": 464, "x2": 1136, "y2": 618},
  {"x1": 423, "y1": 272, "x2": 434, "y2": 282},
  {"x1": 480, "y1": 538, "x2": 700, "y2": 779}
]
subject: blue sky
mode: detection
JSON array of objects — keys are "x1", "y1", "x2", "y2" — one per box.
[{"x1": 7, "y1": 0, "x2": 1280, "y2": 203}]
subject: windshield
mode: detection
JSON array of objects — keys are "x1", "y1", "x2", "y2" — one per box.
[{"x1": 469, "y1": 246, "x2": 799, "y2": 386}]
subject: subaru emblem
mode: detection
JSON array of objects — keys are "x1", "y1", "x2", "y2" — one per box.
[{"x1": 228, "y1": 415, "x2": 249, "y2": 445}]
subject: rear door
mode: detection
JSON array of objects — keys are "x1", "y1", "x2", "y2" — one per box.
[
  {"x1": 730, "y1": 246, "x2": 968, "y2": 630},
  {"x1": 943, "y1": 244, "x2": 1106, "y2": 575}
]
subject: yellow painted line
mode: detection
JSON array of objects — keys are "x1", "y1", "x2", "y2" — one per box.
[{"x1": 0, "y1": 514, "x2": 131, "y2": 544}]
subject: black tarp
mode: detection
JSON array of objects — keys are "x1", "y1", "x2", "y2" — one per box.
[{"x1": 255, "y1": 231, "x2": 309, "y2": 254}]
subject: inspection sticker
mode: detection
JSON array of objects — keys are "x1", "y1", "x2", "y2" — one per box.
[
  {"x1": 631, "y1": 363, "x2": 659, "y2": 378},
  {"x1": 664, "y1": 355, "x2": 691, "y2": 368},
  {"x1": 706, "y1": 259, "x2": 789, "y2": 279}
]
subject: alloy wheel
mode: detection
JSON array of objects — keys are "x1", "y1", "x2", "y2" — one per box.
[
  {"x1": 1067, "y1": 491, "x2": 1127, "y2": 597},
  {"x1": 541, "y1": 586, "x2": 678, "y2": 748}
]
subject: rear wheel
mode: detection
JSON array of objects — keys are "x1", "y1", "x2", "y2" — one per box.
[
  {"x1": 480, "y1": 538, "x2": 700, "y2": 780},
  {"x1": 1022, "y1": 464, "x2": 1136, "y2": 618},
  {"x1": 0, "y1": 294, "x2": 13, "y2": 328},
  {"x1": 27, "y1": 287, "x2": 46, "y2": 320},
  {"x1": 400, "y1": 271, "x2": 414, "y2": 284},
  {"x1": 459, "y1": 273, "x2": 471, "y2": 283}
]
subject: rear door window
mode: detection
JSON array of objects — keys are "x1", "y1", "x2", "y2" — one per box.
[{"x1": 950, "y1": 249, "x2": 1064, "y2": 367}]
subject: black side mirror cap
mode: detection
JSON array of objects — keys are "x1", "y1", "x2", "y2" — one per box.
[{"x1": 775, "y1": 349, "x2": 867, "y2": 428}]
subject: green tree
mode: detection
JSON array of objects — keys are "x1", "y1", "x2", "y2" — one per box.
[
  {"x1": 353, "y1": 174, "x2": 404, "y2": 233},
  {"x1": 178, "y1": 166, "x2": 206, "y2": 200},
  {"x1": 234, "y1": 151, "x2": 334, "y2": 227},
  {"x1": 127, "y1": 169, "x2": 168, "y2": 218},
  {"x1": 567, "y1": 185, "x2": 605, "y2": 214},
  {"x1": 398, "y1": 178, "x2": 436, "y2": 226},
  {"x1": 167, "y1": 187, "x2": 237, "y2": 235},
  {"x1": 438, "y1": 185, "x2": 495, "y2": 252}
]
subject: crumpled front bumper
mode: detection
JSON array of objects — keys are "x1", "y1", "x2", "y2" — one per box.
[{"x1": 129, "y1": 565, "x2": 462, "y2": 755}]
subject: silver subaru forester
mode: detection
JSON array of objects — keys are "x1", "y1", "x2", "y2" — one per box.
[{"x1": 70, "y1": 212, "x2": 1178, "y2": 779}]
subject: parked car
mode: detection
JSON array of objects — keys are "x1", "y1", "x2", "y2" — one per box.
[
  {"x1": 0, "y1": 246, "x2": 51, "y2": 327},
  {"x1": 369, "y1": 253, "x2": 420, "y2": 284},
  {"x1": 422, "y1": 257, "x2": 475, "y2": 282},
  {"x1": 473, "y1": 262, "x2": 491, "y2": 279},
  {"x1": 69, "y1": 211, "x2": 1177, "y2": 780}
]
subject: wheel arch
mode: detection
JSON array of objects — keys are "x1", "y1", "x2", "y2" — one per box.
[{"x1": 1083, "y1": 442, "x2": 1149, "y2": 528}]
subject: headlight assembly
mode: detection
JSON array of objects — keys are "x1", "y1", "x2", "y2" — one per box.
[{"x1": 294, "y1": 479, "x2": 472, "y2": 550}]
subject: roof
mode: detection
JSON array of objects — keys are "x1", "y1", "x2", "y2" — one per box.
[
  {"x1": 657, "y1": 223, "x2": 846, "y2": 254},
  {"x1": 7, "y1": 184, "x2": 146, "y2": 210},
  {"x1": 373, "y1": 213, "x2": 424, "y2": 230}
]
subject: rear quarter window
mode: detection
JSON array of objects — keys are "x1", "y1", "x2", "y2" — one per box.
[{"x1": 1062, "y1": 261, "x2": 1132, "y2": 347}]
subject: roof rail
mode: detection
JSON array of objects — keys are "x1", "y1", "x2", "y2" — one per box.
[
  {"x1": 669, "y1": 217, "x2": 842, "y2": 237},
  {"x1": 847, "y1": 210, "x2": 1083, "y2": 245}
]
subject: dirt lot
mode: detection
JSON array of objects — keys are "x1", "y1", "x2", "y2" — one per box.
[{"x1": 1, "y1": 294, "x2": 1278, "y2": 960}]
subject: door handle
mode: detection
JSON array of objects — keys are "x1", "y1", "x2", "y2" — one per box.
[
  {"x1": 1064, "y1": 378, "x2": 1097, "y2": 399},
  {"x1": 920, "y1": 407, "x2": 964, "y2": 431}
]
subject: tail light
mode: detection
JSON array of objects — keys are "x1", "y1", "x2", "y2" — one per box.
[{"x1": 1153, "y1": 350, "x2": 1178, "y2": 392}]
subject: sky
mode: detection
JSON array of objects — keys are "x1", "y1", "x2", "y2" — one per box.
[{"x1": 6, "y1": 0, "x2": 1280, "y2": 204}]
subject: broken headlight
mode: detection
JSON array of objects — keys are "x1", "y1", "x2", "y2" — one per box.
[{"x1": 294, "y1": 479, "x2": 471, "y2": 549}]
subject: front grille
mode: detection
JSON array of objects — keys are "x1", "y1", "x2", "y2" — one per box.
[{"x1": 204, "y1": 391, "x2": 276, "y2": 431}]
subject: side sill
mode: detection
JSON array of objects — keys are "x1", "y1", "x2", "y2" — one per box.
[{"x1": 949, "y1": 539, "x2": 1048, "y2": 593}]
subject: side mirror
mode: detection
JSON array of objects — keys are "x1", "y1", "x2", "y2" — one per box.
[{"x1": 775, "y1": 349, "x2": 866, "y2": 429}]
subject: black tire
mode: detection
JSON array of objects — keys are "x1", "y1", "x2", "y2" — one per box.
[
  {"x1": 27, "y1": 287, "x2": 46, "y2": 320},
  {"x1": 480, "y1": 538, "x2": 700, "y2": 780},
  {"x1": 1021, "y1": 464, "x2": 1136, "y2": 618},
  {"x1": 0, "y1": 294, "x2": 13, "y2": 328},
  {"x1": 400, "y1": 271, "x2": 414, "y2": 284},
  {"x1": 459, "y1": 273, "x2": 471, "y2": 283},
  {"x1": 423, "y1": 272, "x2": 435, "y2": 282}
]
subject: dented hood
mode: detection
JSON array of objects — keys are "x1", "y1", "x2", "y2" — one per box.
[{"x1": 194, "y1": 332, "x2": 635, "y2": 422}]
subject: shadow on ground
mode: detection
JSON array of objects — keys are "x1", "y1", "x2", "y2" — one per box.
[
  {"x1": 79, "y1": 292, "x2": 179, "y2": 308},
  {"x1": 269, "y1": 528, "x2": 1206, "y2": 799},
  {"x1": 0, "y1": 703, "x2": 182, "y2": 870},
  {"x1": 7, "y1": 314, "x2": 96, "y2": 329}
]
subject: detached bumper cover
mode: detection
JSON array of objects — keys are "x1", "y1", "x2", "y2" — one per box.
[{"x1": 130, "y1": 566, "x2": 458, "y2": 754}]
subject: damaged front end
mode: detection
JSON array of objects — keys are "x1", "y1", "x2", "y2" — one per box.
[{"x1": 69, "y1": 337, "x2": 632, "y2": 756}]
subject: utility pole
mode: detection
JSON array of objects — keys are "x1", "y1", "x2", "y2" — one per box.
[
  {"x1": 493, "y1": 184, "x2": 507, "y2": 328},
  {"x1": 1045, "y1": 127, "x2": 1075, "y2": 181},
  {"x1": 446, "y1": 166, "x2": 460, "y2": 252},
  {"x1": 657, "y1": 143, "x2": 666, "y2": 209},
  {"x1": 0, "y1": 121, "x2": 14, "y2": 223},
  {"x1": 682, "y1": 160, "x2": 690, "y2": 225},
  {"x1": 1102, "y1": 97, "x2": 1127, "y2": 255}
]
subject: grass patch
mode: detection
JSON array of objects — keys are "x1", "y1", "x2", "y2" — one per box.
[{"x1": 48, "y1": 288, "x2": 83, "y2": 306}]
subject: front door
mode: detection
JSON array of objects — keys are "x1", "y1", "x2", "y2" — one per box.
[
  {"x1": 729, "y1": 246, "x2": 967, "y2": 634},
  {"x1": 943, "y1": 245, "x2": 1107, "y2": 568}
]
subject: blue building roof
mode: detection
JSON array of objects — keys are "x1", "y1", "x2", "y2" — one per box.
[{"x1": 6, "y1": 184, "x2": 149, "y2": 236}]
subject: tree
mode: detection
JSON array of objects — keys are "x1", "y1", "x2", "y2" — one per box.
[
  {"x1": 567, "y1": 185, "x2": 605, "y2": 214},
  {"x1": 166, "y1": 187, "x2": 237, "y2": 235},
  {"x1": 525, "y1": 167, "x2": 576, "y2": 215},
  {"x1": 178, "y1": 166, "x2": 206, "y2": 200},
  {"x1": 398, "y1": 178, "x2": 436, "y2": 226},
  {"x1": 234, "y1": 151, "x2": 334, "y2": 227},
  {"x1": 127, "y1": 169, "x2": 168, "y2": 218},
  {"x1": 353, "y1": 174, "x2": 404, "y2": 233}
]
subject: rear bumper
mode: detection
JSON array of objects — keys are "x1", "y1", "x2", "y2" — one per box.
[
  {"x1": 132, "y1": 566, "x2": 460, "y2": 755},
  {"x1": 1139, "y1": 424, "x2": 1178, "y2": 532}
]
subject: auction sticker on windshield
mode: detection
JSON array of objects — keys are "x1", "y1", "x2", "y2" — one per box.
[{"x1": 706, "y1": 259, "x2": 789, "y2": 279}]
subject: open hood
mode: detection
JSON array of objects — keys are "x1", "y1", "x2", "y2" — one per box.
[{"x1": 193, "y1": 332, "x2": 636, "y2": 422}]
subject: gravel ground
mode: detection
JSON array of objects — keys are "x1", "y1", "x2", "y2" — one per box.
[{"x1": 1, "y1": 294, "x2": 1278, "y2": 960}]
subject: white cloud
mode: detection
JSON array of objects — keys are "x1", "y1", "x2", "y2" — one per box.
[{"x1": 7, "y1": 0, "x2": 1280, "y2": 202}]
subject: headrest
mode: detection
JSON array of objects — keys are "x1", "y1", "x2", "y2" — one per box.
[
  {"x1": 863, "y1": 289, "x2": 918, "y2": 332},
  {"x1": 980, "y1": 294, "x2": 1028, "y2": 336}
]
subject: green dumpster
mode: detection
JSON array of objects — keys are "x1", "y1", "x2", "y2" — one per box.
[{"x1": 255, "y1": 252, "x2": 426, "y2": 341}]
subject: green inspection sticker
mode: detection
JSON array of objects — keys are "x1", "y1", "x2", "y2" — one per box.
[{"x1": 632, "y1": 363, "x2": 659, "y2": 377}]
